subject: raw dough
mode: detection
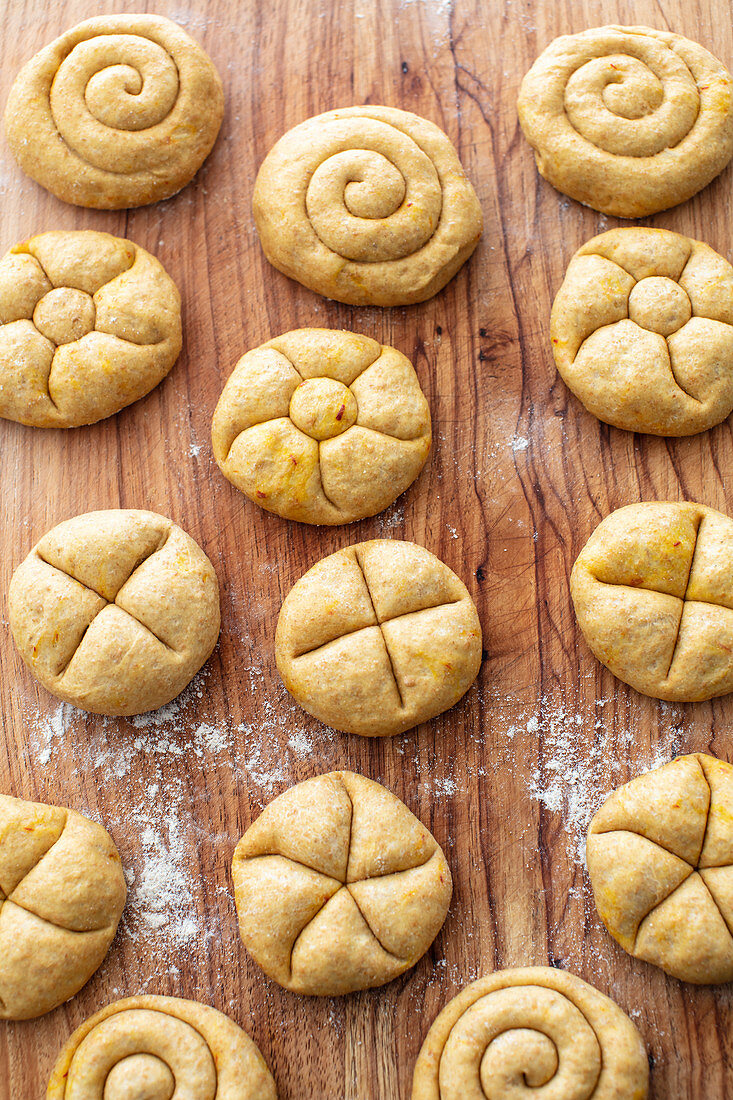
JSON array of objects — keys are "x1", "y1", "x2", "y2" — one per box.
[
  {"x1": 46, "y1": 995, "x2": 277, "y2": 1099},
  {"x1": 4, "y1": 14, "x2": 224, "y2": 209},
  {"x1": 232, "y1": 771, "x2": 452, "y2": 995},
  {"x1": 571, "y1": 501, "x2": 733, "y2": 701},
  {"x1": 588, "y1": 753, "x2": 733, "y2": 984},
  {"x1": 518, "y1": 26, "x2": 733, "y2": 218},
  {"x1": 0, "y1": 230, "x2": 182, "y2": 428},
  {"x1": 253, "y1": 106, "x2": 483, "y2": 305},
  {"x1": 212, "y1": 328, "x2": 431, "y2": 524},
  {"x1": 551, "y1": 228, "x2": 733, "y2": 435},
  {"x1": 9, "y1": 510, "x2": 220, "y2": 716},
  {"x1": 412, "y1": 966, "x2": 648, "y2": 1100},
  {"x1": 0, "y1": 792, "x2": 125, "y2": 1020},
  {"x1": 275, "y1": 540, "x2": 482, "y2": 736}
]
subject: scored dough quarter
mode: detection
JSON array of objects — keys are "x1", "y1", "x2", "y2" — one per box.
[
  {"x1": 212, "y1": 328, "x2": 431, "y2": 524},
  {"x1": 4, "y1": 14, "x2": 224, "y2": 209},
  {"x1": 232, "y1": 770, "x2": 452, "y2": 996},
  {"x1": 9, "y1": 509, "x2": 221, "y2": 716},
  {"x1": 518, "y1": 25, "x2": 733, "y2": 218},
  {"x1": 275, "y1": 539, "x2": 482, "y2": 736},
  {"x1": 0, "y1": 792, "x2": 125, "y2": 1020},
  {"x1": 551, "y1": 228, "x2": 733, "y2": 436},
  {"x1": 588, "y1": 753, "x2": 733, "y2": 984},
  {"x1": 0, "y1": 230, "x2": 182, "y2": 428}
]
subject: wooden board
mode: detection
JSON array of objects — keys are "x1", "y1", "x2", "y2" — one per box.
[{"x1": 1, "y1": 0, "x2": 733, "y2": 1096}]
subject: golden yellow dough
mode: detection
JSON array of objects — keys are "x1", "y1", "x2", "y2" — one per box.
[
  {"x1": 4, "y1": 14, "x2": 224, "y2": 209},
  {"x1": 9, "y1": 509, "x2": 220, "y2": 716},
  {"x1": 275, "y1": 539, "x2": 482, "y2": 736},
  {"x1": 552, "y1": 228, "x2": 733, "y2": 436},
  {"x1": 212, "y1": 328, "x2": 431, "y2": 524},
  {"x1": 253, "y1": 105, "x2": 483, "y2": 306},
  {"x1": 46, "y1": 995, "x2": 277, "y2": 1099},
  {"x1": 232, "y1": 771, "x2": 452, "y2": 996},
  {"x1": 588, "y1": 753, "x2": 733, "y2": 984},
  {"x1": 0, "y1": 230, "x2": 181, "y2": 428},
  {"x1": 518, "y1": 25, "x2": 733, "y2": 218},
  {"x1": 0, "y1": 792, "x2": 125, "y2": 1020},
  {"x1": 412, "y1": 966, "x2": 648, "y2": 1100}
]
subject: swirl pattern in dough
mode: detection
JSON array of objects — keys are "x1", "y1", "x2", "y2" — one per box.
[
  {"x1": 4, "y1": 15, "x2": 224, "y2": 209},
  {"x1": 412, "y1": 967, "x2": 648, "y2": 1100},
  {"x1": 253, "y1": 106, "x2": 483, "y2": 305},
  {"x1": 518, "y1": 25, "x2": 733, "y2": 217},
  {"x1": 46, "y1": 995, "x2": 277, "y2": 1100}
]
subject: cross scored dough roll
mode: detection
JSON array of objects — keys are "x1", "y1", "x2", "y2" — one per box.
[
  {"x1": 518, "y1": 25, "x2": 733, "y2": 218},
  {"x1": 232, "y1": 771, "x2": 452, "y2": 996},
  {"x1": 4, "y1": 14, "x2": 224, "y2": 209},
  {"x1": 253, "y1": 106, "x2": 483, "y2": 306},
  {"x1": 588, "y1": 753, "x2": 733, "y2": 984},
  {"x1": 9, "y1": 509, "x2": 220, "y2": 716},
  {"x1": 0, "y1": 230, "x2": 182, "y2": 428},
  {"x1": 411, "y1": 967, "x2": 649, "y2": 1100},
  {"x1": 212, "y1": 328, "x2": 431, "y2": 524},
  {"x1": 551, "y1": 228, "x2": 733, "y2": 436},
  {"x1": 46, "y1": 995, "x2": 277, "y2": 1100},
  {"x1": 275, "y1": 540, "x2": 482, "y2": 736},
  {"x1": 571, "y1": 501, "x2": 733, "y2": 701},
  {"x1": 0, "y1": 793, "x2": 125, "y2": 1020}
]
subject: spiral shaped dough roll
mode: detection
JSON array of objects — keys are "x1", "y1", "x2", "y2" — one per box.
[
  {"x1": 46, "y1": 995, "x2": 277, "y2": 1100},
  {"x1": 253, "y1": 106, "x2": 483, "y2": 306},
  {"x1": 4, "y1": 15, "x2": 224, "y2": 209},
  {"x1": 412, "y1": 967, "x2": 648, "y2": 1100},
  {"x1": 518, "y1": 26, "x2": 733, "y2": 217}
]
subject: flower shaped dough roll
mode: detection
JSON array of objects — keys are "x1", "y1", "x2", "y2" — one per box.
[
  {"x1": 518, "y1": 26, "x2": 733, "y2": 217},
  {"x1": 212, "y1": 329, "x2": 431, "y2": 524},
  {"x1": 4, "y1": 14, "x2": 224, "y2": 209},
  {"x1": 412, "y1": 967, "x2": 649, "y2": 1100},
  {"x1": 552, "y1": 229, "x2": 733, "y2": 435},
  {"x1": 46, "y1": 996, "x2": 277, "y2": 1099},
  {"x1": 253, "y1": 106, "x2": 483, "y2": 305},
  {"x1": 0, "y1": 231, "x2": 182, "y2": 428}
]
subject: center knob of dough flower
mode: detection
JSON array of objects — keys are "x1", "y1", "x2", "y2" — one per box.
[
  {"x1": 103, "y1": 1053, "x2": 175, "y2": 1100},
  {"x1": 288, "y1": 377, "x2": 358, "y2": 440},
  {"x1": 32, "y1": 287, "x2": 96, "y2": 346},
  {"x1": 627, "y1": 276, "x2": 692, "y2": 337}
]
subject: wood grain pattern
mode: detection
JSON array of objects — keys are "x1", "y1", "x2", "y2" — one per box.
[{"x1": 1, "y1": 0, "x2": 732, "y2": 1096}]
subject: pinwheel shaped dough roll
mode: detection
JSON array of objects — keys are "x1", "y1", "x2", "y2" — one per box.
[
  {"x1": 0, "y1": 793, "x2": 125, "y2": 1020},
  {"x1": 46, "y1": 996, "x2": 277, "y2": 1099},
  {"x1": 518, "y1": 26, "x2": 733, "y2": 217},
  {"x1": 212, "y1": 329, "x2": 431, "y2": 524},
  {"x1": 232, "y1": 771, "x2": 452, "y2": 996},
  {"x1": 571, "y1": 501, "x2": 733, "y2": 701},
  {"x1": 253, "y1": 106, "x2": 483, "y2": 305},
  {"x1": 5, "y1": 14, "x2": 224, "y2": 209},
  {"x1": 552, "y1": 229, "x2": 733, "y2": 435},
  {"x1": 412, "y1": 967, "x2": 648, "y2": 1100},
  {"x1": 0, "y1": 231, "x2": 182, "y2": 428}
]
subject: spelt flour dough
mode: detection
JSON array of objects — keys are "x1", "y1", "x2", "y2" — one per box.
[
  {"x1": 212, "y1": 328, "x2": 431, "y2": 524},
  {"x1": 551, "y1": 228, "x2": 733, "y2": 435},
  {"x1": 518, "y1": 25, "x2": 733, "y2": 217},
  {"x1": 0, "y1": 793, "x2": 125, "y2": 1020},
  {"x1": 571, "y1": 501, "x2": 733, "y2": 701},
  {"x1": 9, "y1": 510, "x2": 220, "y2": 716},
  {"x1": 232, "y1": 771, "x2": 452, "y2": 996},
  {"x1": 275, "y1": 540, "x2": 482, "y2": 736},
  {"x1": 4, "y1": 14, "x2": 224, "y2": 209},
  {"x1": 46, "y1": 995, "x2": 277, "y2": 1099},
  {"x1": 0, "y1": 230, "x2": 182, "y2": 427},
  {"x1": 588, "y1": 753, "x2": 733, "y2": 984},
  {"x1": 412, "y1": 967, "x2": 649, "y2": 1100},
  {"x1": 253, "y1": 106, "x2": 483, "y2": 305}
]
